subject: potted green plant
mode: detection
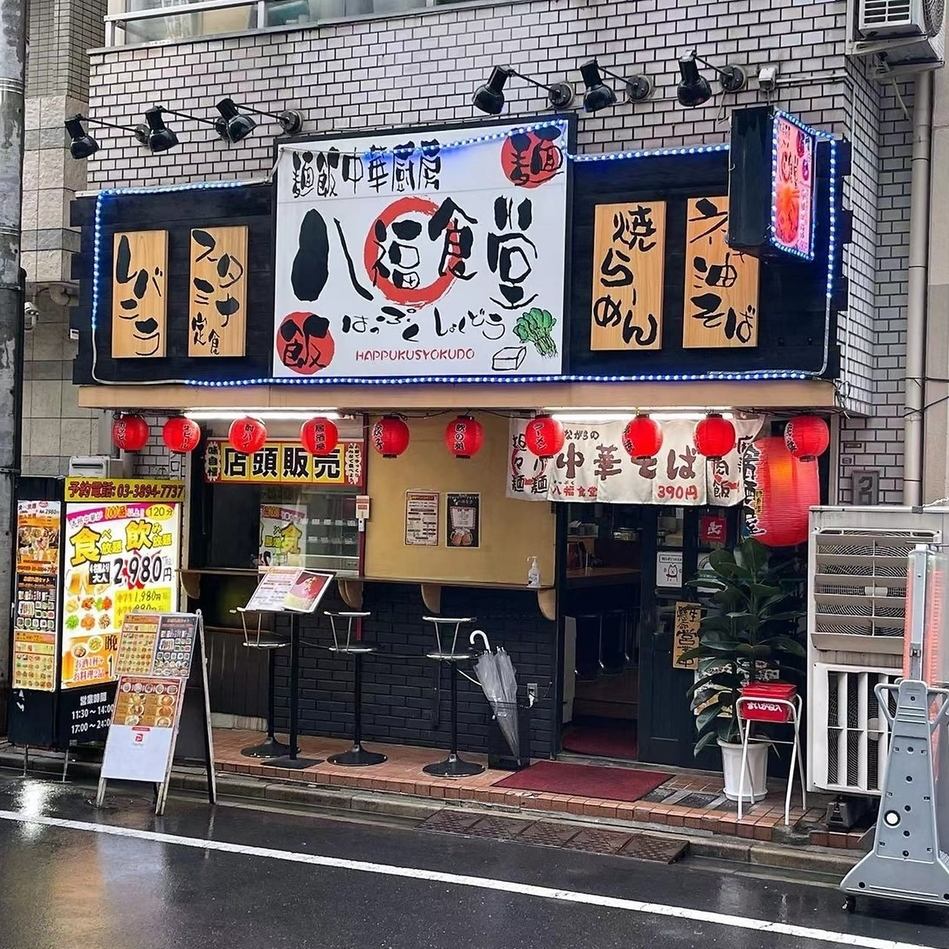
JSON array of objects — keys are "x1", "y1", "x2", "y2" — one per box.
[{"x1": 680, "y1": 538, "x2": 805, "y2": 803}]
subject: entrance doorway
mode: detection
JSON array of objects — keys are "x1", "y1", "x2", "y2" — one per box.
[{"x1": 559, "y1": 503, "x2": 739, "y2": 769}]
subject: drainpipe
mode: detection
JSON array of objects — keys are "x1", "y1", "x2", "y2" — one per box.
[{"x1": 904, "y1": 71, "x2": 933, "y2": 506}]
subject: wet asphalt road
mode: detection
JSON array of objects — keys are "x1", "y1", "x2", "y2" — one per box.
[{"x1": 0, "y1": 771, "x2": 946, "y2": 949}]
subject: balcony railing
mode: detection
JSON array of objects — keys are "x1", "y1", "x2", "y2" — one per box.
[{"x1": 104, "y1": 0, "x2": 447, "y2": 46}]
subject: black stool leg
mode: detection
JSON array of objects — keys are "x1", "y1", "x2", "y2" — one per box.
[
  {"x1": 423, "y1": 661, "x2": 484, "y2": 778},
  {"x1": 242, "y1": 648, "x2": 290, "y2": 758},
  {"x1": 330, "y1": 653, "x2": 387, "y2": 767}
]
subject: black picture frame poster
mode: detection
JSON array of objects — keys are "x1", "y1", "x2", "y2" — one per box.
[{"x1": 446, "y1": 493, "x2": 480, "y2": 549}]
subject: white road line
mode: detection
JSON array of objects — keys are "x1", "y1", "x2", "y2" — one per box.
[{"x1": 0, "y1": 808, "x2": 932, "y2": 949}]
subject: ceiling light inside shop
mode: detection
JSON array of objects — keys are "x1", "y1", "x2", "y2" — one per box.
[
  {"x1": 552, "y1": 410, "x2": 735, "y2": 423},
  {"x1": 184, "y1": 410, "x2": 342, "y2": 421}
]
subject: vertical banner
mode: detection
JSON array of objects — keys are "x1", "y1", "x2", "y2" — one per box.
[
  {"x1": 12, "y1": 500, "x2": 62, "y2": 691},
  {"x1": 273, "y1": 122, "x2": 569, "y2": 379},
  {"x1": 590, "y1": 201, "x2": 666, "y2": 350},
  {"x1": 771, "y1": 114, "x2": 816, "y2": 258},
  {"x1": 682, "y1": 196, "x2": 759, "y2": 349},
  {"x1": 111, "y1": 230, "x2": 168, "y2": 358},
  {"x1": 672, "y1": 601, "x2": 702, "y2": 670},
  {"x1": 61, "y1": 480, "x2": 182, "y2": 689},
  {"x1": 189, "y1": 225, "x2": 249, "y2": 357},
  {"x1": 506, "y1": 417, "x2": 763, "y2": 505}
]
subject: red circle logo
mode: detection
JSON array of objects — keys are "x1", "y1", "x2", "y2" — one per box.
[{"x1": 276, "y1": 311, "x2": 335, "y2": 375}]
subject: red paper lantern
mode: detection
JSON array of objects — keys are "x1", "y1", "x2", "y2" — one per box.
[
  {"x1": 747, "y1": 436, "x2": 819, "y2": 548},
  {"x1": 621, "y1": 414, "x2": 663, "y2": 460},
  {"x1": 162, "y1": 417, "x2": 201, "y2": 454},
  {"x1": 228, "y1": 416, "x2": 267, "y2": 455},
  {"x1": 300, "y1": 416, "x2": 339, "y2": 456},
  {"x1": 112, "y1": 414, "x2": 149, "y2": 452},
  {"x1": 784, "y1": 415, "x2": 830, "y2": 461},
  {"x1": 524, "y1": 414, "x2": 565, "y2": 459},
  {"x1": 444, "y1": 415, "x2": 484, "y2": 459},
  {"x1": 694, "y1": 413, "x2": 737, "y2": 459},
  {"x1": 371, "y1": 416, "x2": 410, "y2": 458}
]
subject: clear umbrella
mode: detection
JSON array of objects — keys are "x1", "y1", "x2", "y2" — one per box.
[{"x1": 474, "y1": 643, "x2": 519, "y2": 758}]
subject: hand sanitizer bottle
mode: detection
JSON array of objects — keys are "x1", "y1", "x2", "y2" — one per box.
[{"x1": 527, "y1": 556, "x2": 540, "y2": 588}]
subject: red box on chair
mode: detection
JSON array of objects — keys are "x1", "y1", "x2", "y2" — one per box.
[{"x1": 738, "y1": 682, "x2": 797, "y2": 722}]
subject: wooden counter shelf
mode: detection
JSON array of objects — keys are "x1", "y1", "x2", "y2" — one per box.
[{"x1": 336, "y1": 575, "x2": 556, "y2": 621}]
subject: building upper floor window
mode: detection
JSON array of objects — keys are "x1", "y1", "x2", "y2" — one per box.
[{"x1": 107, "y1": 0, "x2": 460, "y2": 46}]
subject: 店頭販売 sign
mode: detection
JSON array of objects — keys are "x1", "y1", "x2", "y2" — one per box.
[{"x1": 273, "y1": 122, "x2": 569, "y2": 380}]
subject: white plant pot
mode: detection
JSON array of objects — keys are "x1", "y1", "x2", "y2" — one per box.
[{"x1": 719, "y1": 739, "x2": 769, "y2": 803}]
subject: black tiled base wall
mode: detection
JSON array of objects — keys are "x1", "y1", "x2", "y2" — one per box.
[{"x1": 273, "y1": 583, "x2": 557, "y2": 757}]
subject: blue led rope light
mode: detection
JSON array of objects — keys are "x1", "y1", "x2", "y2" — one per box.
[{"x1": 88, "y1": 130, "x2": 841, "y2": 388}]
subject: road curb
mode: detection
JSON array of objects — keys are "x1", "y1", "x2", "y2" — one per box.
[{"x1": 0, "y1": 746, "x2": 859, "y2": 876}]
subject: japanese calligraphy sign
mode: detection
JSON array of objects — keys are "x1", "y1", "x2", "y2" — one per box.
[
  {"x1": 111, "y1": 230, "x2": 168, "y2": 358},
  {"x1": 189, "y1": 226, "x2": 248, "y2": 357},
  {"x1": 772, "y1": 115, "x2": 816, "y2": 258},
  {"x1": 507, "y1": 417, "x2": 763, "y2": 506},
  {"x1": 203, "y1": 438, "x2": 365, "y2": 487},
  {"x1": 673, "y1": 601, "x2": 702, "y2": 670},
  {"x1": 682, "y1": 197, "x2": 759, "y2": 349},
  {"x1": 590, "y1": 201, "x2": 665, "y2": 351},
  {"x1": 12, "y1": 500, "x2": 62, "y2": 692},
  {"x1": 61, "y1": 497, "x2": 181, "y2": 689},
  {"x1": 273, "y1": 122, "x2": 568, "y2": 380}
]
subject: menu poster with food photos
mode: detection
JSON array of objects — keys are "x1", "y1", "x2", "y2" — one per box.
[
  {"x1": 98, "y1": 611, "x2": 216, "y2": 813},
  {"x1": 12, "y1": 500, "x2": 62, "y2": 692},
  {"x1": 62, "y1": 495, "x2": 181, "y2": 689}
]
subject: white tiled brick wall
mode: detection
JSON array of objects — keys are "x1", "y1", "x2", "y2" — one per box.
[{"x1": 83, "y1": 0, "x2": 916, "y2": 501}]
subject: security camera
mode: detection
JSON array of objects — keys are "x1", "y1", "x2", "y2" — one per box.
[
  {"x1": 757, "y1": 66, "x2": 779, "y2": 93},
  {"x1": 23, "y1": 301, "x2": 39, "y2": 331}
]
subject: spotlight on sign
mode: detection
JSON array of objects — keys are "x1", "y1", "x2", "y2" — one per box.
[
  {"x1": 677, "y1": 49, "x2": 746, "y2": 108},
  {"x1": 65, "y1": 113, "x2": 149, "y2": 159},
  {"x1": 473, "y1": 65, "x2": 574, "y2": 115},
  {"x1": 143, "y1": 106, "x2": 180, "y2": 153},
  {"x1": 580, "y1": 60, "x2": 652, "y2": 113},
  {"x1": 214, "y1": 98, "x2": 303, "y2": 143}
]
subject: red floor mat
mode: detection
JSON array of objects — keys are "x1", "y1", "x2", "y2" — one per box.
[{"x1": 493, "y1": 760, "x2": 670, "y2": 803}]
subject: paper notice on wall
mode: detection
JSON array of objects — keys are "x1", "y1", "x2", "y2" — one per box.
[
  {"x1": 506, "y1": 417, "x2": 763, "y2": 505},
  {"x1": 405, "y1": 491, "x2": 439, "y2": 546}
]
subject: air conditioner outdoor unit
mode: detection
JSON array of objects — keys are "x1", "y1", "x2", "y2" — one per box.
[
  {"x1": 68, "y1": 455, "x2": 129, "y2": 478},
  {"x1": 850, "y1": 0, "x2": 945, "y2": 72},
  {"x1": 806, "y1": 505, "x2": 949, "y2": 794}
]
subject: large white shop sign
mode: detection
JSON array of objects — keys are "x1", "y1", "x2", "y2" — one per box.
[
  {"x1": 272, "y1": 123, "x2": 569, "y2": 380},
  {"x1": 507, "y1": 417, "x2": 764, "y2": 506}
]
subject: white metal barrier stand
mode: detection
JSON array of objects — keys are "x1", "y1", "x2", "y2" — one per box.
[{"x1": 736, "y1": 694, "x2": 806, "y2": 825}]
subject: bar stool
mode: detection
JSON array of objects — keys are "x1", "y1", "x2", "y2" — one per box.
[
  {"x1": 233, "y1": 607, "x2": 291, "y2": 759},
  {"x1": 422, "y1": 616, "x2": 484, "y2": 778},
  {"x1": 322, "y1": 611, "x2": 387, "y2": 767}
]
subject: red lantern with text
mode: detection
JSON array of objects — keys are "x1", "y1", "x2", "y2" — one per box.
[
  {"x1": 371, "y1": 416, "x2": 410, "y2": 458},
  {"x1": 444, "y1": 415, "x2": 484, "y2": 459},
  {"x1": 228, "y1": 416, "x2": 267, "y2": 455},
  {"x1": 622, "y1": 414, "x2": 663, "y2": 460},
  {"x1": 112, "y1": 414, "x2": 149, "y2": 452},
  {"x1": 162, "y1": 416, "x2": 201, "y2": 454},
  {"x1": 694, "y1": 413, "x2": 736, "y2": 459},
  {"x1": 300, "y1": 416, "x2": 339, "y2": 456},
  {"x1": 524, "y1": 415, "x2": 564, "y2": 459},
  {"x1": 748, "y1": 436, "x2": 819, "y2": 548},
  {"x1": 784, "y1": 415, "x2": 829, "y2": 462}
]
